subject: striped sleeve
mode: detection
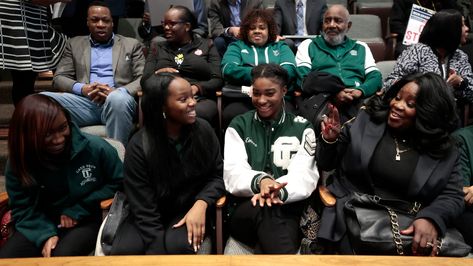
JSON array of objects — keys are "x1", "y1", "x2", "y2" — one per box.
[{"x1": 0, "y1": 1, "x2": 67, "y2": 71}]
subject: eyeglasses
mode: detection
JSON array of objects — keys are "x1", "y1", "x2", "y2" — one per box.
[{"x1": 161, "y1": 20, "x2": 186, "y2": 27}]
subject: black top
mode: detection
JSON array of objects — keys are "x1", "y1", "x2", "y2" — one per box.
[
  {"x1": 370, "y1": 130, "x2": 419, "y2": 199},
  {"x1": 315, "y1": 109, "x2": 464, "y2": 242},
  {"x1": 123, "y1": 118, "x2": 225, "y2": 253},
  {"x1": 142, "y1": 38, "x2": 223, "y2": 97}
]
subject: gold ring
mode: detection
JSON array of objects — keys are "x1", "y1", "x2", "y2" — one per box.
[{"x1": 426, "y1": 241, "x2": 434, "y2": 248}]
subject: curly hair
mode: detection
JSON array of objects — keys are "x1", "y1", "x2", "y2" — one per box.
[
  {"x1": 239, "y1": 9, "x2": 278, "y2": 45},
  {"x1": 366, "y1": 72, "x2": 459, "y2": 158}
]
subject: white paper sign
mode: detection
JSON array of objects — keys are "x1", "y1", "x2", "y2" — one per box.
[{"x1": 402, "y1": 4, "x2": 436, "y2": 46}]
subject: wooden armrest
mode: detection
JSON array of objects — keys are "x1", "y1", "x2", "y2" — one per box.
[
  {"x1": 215, "y1": 195, "x2": 226, "y2": 254},
  {"x1": 100, "y1": 198, "x2": 114, "y2": 210},
  {"x1": 216, "y1": 195, "x2": 226, "y2": 208},
  {"x1": 384, "y1": 33, "x2": 399, "y2": 60},
  {"x1": 0, "y1": 192, "x2": 9, "y2": 208},
  {"x1": 385, "y1": 33, "x2": 399, "y2": 45},
  {"x1": 318, "y1": 185, "x2": 336, "y2": 207},
  {"x1": 385, "y1": 32, "x2": 398, "y2": 40}
]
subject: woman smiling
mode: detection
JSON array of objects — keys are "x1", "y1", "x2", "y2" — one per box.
[
  {"x1": 0, "y1": 94, "x2": 123, "y2": 258},
  {"x1": 110, "y1": 74, "x2": 224, "y2": 254},
  {"x1": 221, "y1": 9, "x2": 297, "y2": 126},
  {"x1": 316, "y1": 72, "x2": 464, "y2": 255},
  {"x1": 224, "y1": 64, "x2": 318, "y2": 253}
]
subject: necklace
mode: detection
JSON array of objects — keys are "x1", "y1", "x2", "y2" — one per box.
[{"x1": 394, "y1": 137, "x2": 410, "y2": 161}]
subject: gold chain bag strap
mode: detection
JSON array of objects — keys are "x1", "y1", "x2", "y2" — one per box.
[
  {"x1": 344, "y1": 193, "x2": 471, "y2": 256},
  {"x1": 386, "y1": 201, "x2": 421, "y2": 255}
]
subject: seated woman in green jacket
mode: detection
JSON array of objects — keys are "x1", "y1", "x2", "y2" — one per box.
[
  {"x1": 0, "y1": 94, "x2": 123, "y2": 258},
  {"x1": 221, "y1": 9, "x2": 297, "y2": 127}
]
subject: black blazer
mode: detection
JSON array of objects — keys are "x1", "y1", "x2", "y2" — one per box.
[
  {"x1": 315, "y1": 109, "x2": 464, "y2": 243},
  {"x1": 274, "y1": 0, "x2": 327, "y2": 36}
]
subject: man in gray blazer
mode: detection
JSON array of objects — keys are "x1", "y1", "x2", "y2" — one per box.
[
  {"x1": 43, "y1": 1, "x2": 145, "y2": 145},
  {"x1": 274, "y1": 0, "x2": 327, "y2": 51}
]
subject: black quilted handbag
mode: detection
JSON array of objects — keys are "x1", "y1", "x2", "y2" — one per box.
[{"x1": 344, "y1": 192, "x2": 471, "y2": 256}]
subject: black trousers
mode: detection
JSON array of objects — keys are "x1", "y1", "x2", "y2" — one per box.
[
  {"x1": 454, "y1": 208, "x2": 473, "y2": 247},
  {"x1": 110, "y1": 214, "x2": 198, "y2": 255},
  {"x1": 10, "y1": 70, "x2": 37, "y2": 106},
  {"x1": 229, "y1": 200, "x2": 302, "y2": 254},
  {"x1": 0, "y1": 219, "x2": 101, "y2": 258}
]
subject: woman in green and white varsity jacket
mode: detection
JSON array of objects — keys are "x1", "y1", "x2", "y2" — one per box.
[{"x1": 224, "y1": 64, "x2": 319, "y2": 253}]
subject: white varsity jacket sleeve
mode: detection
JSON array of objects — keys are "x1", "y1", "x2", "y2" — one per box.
[
  {"x1": 276, "y1": 127, "x2": 319, "y2": 203},
  {"x1": 224, "y1": 127, "x2": 268, "y2": 197}
]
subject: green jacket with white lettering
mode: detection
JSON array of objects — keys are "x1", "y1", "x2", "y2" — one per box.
[
  {"x1": 5, "y1": 124, "x2": 123, "y2": 248},
  {"x1": 221, "y1": 40, "x2": 297, "y2": 88},
  {"x1": 223, "y1": 110, "x2": 319, "y2": 203},
  {"x1": 296, "y1": 36, "x2": 382, "y2": 96}
]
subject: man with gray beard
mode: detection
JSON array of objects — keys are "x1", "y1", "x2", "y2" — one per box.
[{"x1": 295, "y1": 5, "x2": 382, "y2": 109}]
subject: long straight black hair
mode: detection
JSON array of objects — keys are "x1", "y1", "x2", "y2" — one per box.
[{"x1": 140, "y1": 73, "x2": 210, "y2": 197}]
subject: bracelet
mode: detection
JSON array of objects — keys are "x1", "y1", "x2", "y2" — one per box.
[
  {"x1": 321, "y1": 134, "x2": 338, "y2": 144},
  {"x1": 224, "y1": 27, "x2": 230, "y2": 37},
  {"x1": 258, "y1": 175, "x2": 273, "y2": 187}
]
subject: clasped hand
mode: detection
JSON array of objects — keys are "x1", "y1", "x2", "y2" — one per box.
[
  {"x1": 251, "y1": 178, "x2": 287, "y2": 207},
  {"x1": 335, "y1": 88, "x2": 362, "y2": 105},
  {"x1": 446, "y1": 69, "x2": 463, "y2": 88},
  {"x1": 82, "y1": 82, "x2": 114, "y2": 104}
]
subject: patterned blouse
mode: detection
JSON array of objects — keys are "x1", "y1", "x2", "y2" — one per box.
[{"x1": 384, "y1": 43, "x2": 473, "y2": 103}]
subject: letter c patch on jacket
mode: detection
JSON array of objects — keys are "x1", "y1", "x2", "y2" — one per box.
[{"x1": 76, "y1": 164, "x2": 97, "y2": 186}]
